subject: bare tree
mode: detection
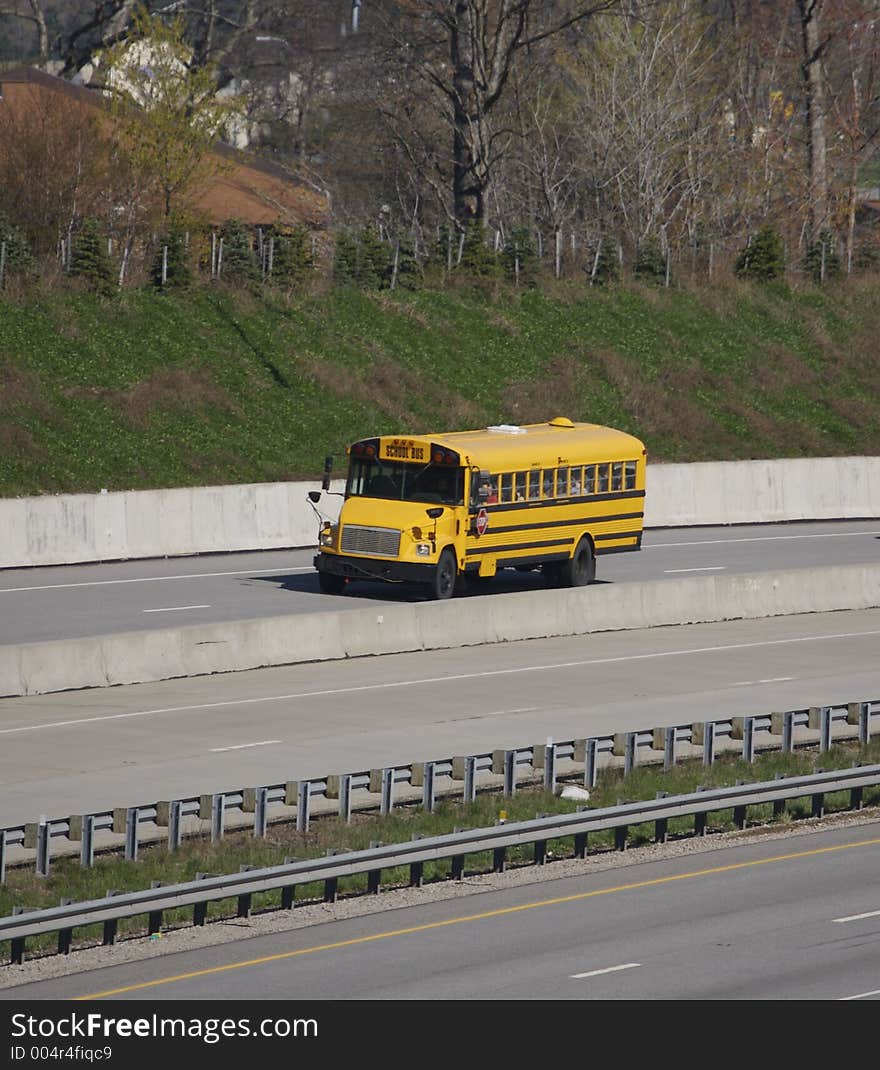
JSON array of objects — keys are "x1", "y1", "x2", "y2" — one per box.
[
  {"x1": 381, "y1": 1, "x2": 621, "y2": 229},
  {"x1": 797, "y1": 0, "x2": 832, "y2": 239}
]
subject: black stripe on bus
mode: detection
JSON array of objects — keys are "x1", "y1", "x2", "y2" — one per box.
[
  {"x1": 593, "y1": 530, "x2": 643, "y2": 543},
  {"x1": 595, "y1": 543, "x2": 641, "y2": 556},
  {"x1": 474, "y1": 510, "x2": 644, "y2": 536},
  {"x1": 494, "y1": 552, "x2": 571, "y2": 569},
  {"x1": 486, "y1": 489, "x2": 645, "y2": 513},
  {"x1": 465, "y1": 537, "x2": 573, "y2": 557}
]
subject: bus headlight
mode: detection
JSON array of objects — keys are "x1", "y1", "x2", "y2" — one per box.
[
  {"x1": 416, "y1": 543, "x2": 431, "y2": 556},
  {"x1": 320, "y1": 524, "x2": 335, "y2": 547}
]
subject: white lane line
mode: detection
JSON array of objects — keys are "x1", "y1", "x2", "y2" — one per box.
[
  {"x1": 3, "y1": 627, "x2": 879, "y2": 736},
  {"x1": 210, "y1": 740, "x2": 282, "y2": 753},
  {"x1": 839, "y1": 988, "x2": 880, "y2": 1001},
  {"x1": 732, "y1": 676, "x2": 794, "y2": 687},
  {"x1": 571, "y1": 963, "x2": 641, "y2": 979},
  {"x1": 833, "y1": 909, "x2": 880, "y2": 924},
  {"x1": 664, "y1": 566, "x2": 726, "y2": 573},
  {"x1": 0, "y1": 566, "x2": 313, "y2": 594},
  {"x1": 648, "y1": 530, "x2": 880, "y2": 549},
  {"x1": 143, "y1": 604, "x2": 211, "y2": 614}
]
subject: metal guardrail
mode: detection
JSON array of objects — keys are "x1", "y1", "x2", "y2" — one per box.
[
  {"x1": 1, "y1": 700, "x2": 876, "y2": 884},
  {"x1": 2, "y1": 762, "x2": 879, "y2": 966}
]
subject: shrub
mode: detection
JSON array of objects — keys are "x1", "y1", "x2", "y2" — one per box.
[
  {"x1": 151, "y1": 218, "x2": 193, "y2": 291},
  {"x1": 218, "y1": 218, "x2": 258, "y2": 281},
  {"x1": 633, "y1": 238, "x2": 667, "y2": 284},
  {"x1": 734, "y1": 225, "x2": 785, "y2": 281},
  {"x1": 267, "y1": 225, "x2": 315, "y2": 286},
  {"x1": 70, "y1": 216, "x2": 114, "y2": 294},
  {"x1": 0, "y1": 211, "x2": 36, "y2": 282},
  {"x1": 586, "y1": 235, "x2": 620, "y2": 286},
  {"x1": 457, "y1": 221, "x2": 500, "y2": 278}
]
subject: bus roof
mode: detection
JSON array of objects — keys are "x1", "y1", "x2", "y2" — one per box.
[{"x1": 420, "y1": 418, "x2": 645, "y2": 469}]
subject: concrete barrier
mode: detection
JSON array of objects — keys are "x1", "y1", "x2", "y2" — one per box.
[
  {"x1": 1, "y1": 457, "x2": 878, "y2": 569},
  {"x1": 2, "y1": 563, "x2": 878, "y2": 698}
]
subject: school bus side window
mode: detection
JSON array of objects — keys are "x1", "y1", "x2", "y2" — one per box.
[
  {"x1": 556, "y1": 467, "x2": 569, "y2": 497},
  {"x1": 542, "y1": 470, "x2": 554, "y2": 498},
  {"x1": 515, "y1": 472, "x2": 527, "y2": 501},
  {"x1": 625, "y1": 460, "x2": 637, "y2": 489},
  {"x1": 499, "y1": 472, "x2": 513, "y2": 503},
  {"x1": 528, "y1": 471, "x2": 541, "y2": 499},
  {"x1": 597, "y1": 463, "x2": 610, "y2": 492},
  {"x1": 612, "y1": 461, "x2": 624, "y2": 491}
]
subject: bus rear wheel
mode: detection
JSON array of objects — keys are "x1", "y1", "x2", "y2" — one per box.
[
  {"x1": 318, "y1": 571, "x2": 347, "y2": 595},
  {"x1": 560, "y1": 537, "x2": 595, "y2": 587},
  {"x1": 431, "y1": 549, "x2": 458, "y2": 600}
]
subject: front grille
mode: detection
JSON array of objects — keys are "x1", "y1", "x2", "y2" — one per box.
[{"x1": 340, "y1": 524, "x2": 401, "y2": 558}]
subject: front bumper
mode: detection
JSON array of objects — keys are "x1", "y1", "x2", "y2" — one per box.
[{"x1": 314, "y1": 552, "x2": 436, "y2": 585}]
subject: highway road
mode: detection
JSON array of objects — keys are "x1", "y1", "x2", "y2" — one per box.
[
  {"x1": 1, "y1": 608, "x2": 878, "y2": 826},
  {"x1": 1, "y1": 520, "x2": 878, "y2": 645},
  {"x1": 2, "y1": 821, "x2": 879, "y2": 1000}
]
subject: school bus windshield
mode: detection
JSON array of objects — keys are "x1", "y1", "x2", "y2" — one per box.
[{"x1": 346, "y1": 457, "x2": 464, "y2": 506}]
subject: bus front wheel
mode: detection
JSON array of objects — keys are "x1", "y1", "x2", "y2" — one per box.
[
  {"x1": 560, "y1": 537, "x2": 595, "y2": 587},
  {"x1": 431, "y1": 549, "x2": 458, "y2": 600},
  {"x1": 318, "y1": 571, "x2": 347, "y2": 595}
]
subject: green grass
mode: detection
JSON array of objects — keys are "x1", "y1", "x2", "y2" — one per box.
[
  {"x1": 2, "y1": 275, "x2": 880, "y2": 497},
  {"x1": 3, "y1": 737, "x2": 879, "y2": 960}
]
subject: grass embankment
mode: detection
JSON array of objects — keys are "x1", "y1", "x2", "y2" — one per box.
[
  {"x1": 3, "y1": 738, "x2": 879, "y2": 959},
  {"x1": 2, "y1": 277, "x2": 880, "y2": 498}
]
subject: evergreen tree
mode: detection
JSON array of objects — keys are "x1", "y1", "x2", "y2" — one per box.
[
  {"x1": 268, "y1": 225, "x2": 315, "y2": 286},
  {"x1": 218, "y1": 218, "x2": 258, "y2": 282},
  {"x1": 355, "y1": 225, "x2": 390, "y2": 288},
  {"x1": 457, "y1": 221, "x2": 500, "y2": 278},
  {"x1": 586, "y1": 236, "x2": 620, "y2": 286},
  {"x1": 501, "y1": 226, "x2": 539, "y2": 286},
  {"x1": 70, "y1": 217, "x2": 114, "y2": 294},
  {"x1": 0, "y1": 211, "x2": 36, "y2": 283},
  {"x1": 333, "y1": 231, "x2": 359, "y2": 285},
  {"x1": 734, "y1": 225, "x2": 785, "y2": 282},
  {"x1": 633, "y1": 238, "x2": 667, "y2": 284},
  {"x1": 803, "y1": 229, "x2": 841, "y2": 283},
  {"x1": 390, "y1": 235, "x2": 423, "y2": 291},
  {"x1": 151, "y1": 217, "x2": 193, "y2": 290}
]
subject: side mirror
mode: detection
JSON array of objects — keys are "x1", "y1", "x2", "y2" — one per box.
[
  {"x1": 308, "y1": 490, "x2": 321, "y2": 503},
  {"x1": 321, "y1": 454, "x2": 333, "y2": 492},
  {"x1": 426, "y1": 507, "x2": 444, "y2": 520}
]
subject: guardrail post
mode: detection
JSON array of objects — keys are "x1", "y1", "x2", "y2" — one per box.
[
  {"x1": 297, "y1": 781, "x2": 311, "y2": 833},
  {"x1": 148, "y1": 882, "x2": 165, "y2": 934},
  {"x1": 743, "y1": 718, "x2": 755, "y2": 764},
  {"x1": 694, "y1": 788, "x2": 707, "y2": 836},
  {"x1": 125, "y1": 807, "x2": 139, "y2": 861},
  {"x1": 847, "y1": 701, "x2": 871, "y2": 745},
  {"x1": 211, "y1": 794, "x2": 225, "y2": 842},
  {"x1": 772, "y1": 710, "x2": 796, "y2": 754},
  {"x1": 624, "y1": 733, "x2": 637, "y2": 776},
  {"x1": 0, "y1": 829, "x2": 7, "y2": 886},
  {"x1": 493, "y1": 843, "x2": 507, "y2": 872},
  {"x1": 36, "y1": 820, "x2": 50, "y2": 878},
  {"x1": 193, "y1": 873, "x2": 214, "y2": 925},
  {"x1": 733, "y1": 781, "x2": 747, "y2": 829},
  {"x1": 103, "y1": 892, "x2": 119, "y2": 945},
  {"x1": 703, "y1": 722, "x2": 716, "y2": 766},
  {"x1": 773, "y1": 774, "x2": 786, "y2": 817},
  {"x1": 654, "y1": 792, "x2": 668, "y2": 843},
  {"x1": 811, "y1": 790, "x2": 825, "y2": 819},
  {"x1": 168, "y1": 800, "x2": 182, "y2": 852},
  {"x1": 381, "y1": 768, "x2": 394, "y2": 815},
  {"x1": 57, "y1": 899, "x2": 74, "y2": 955},
  {"x1": 339, "y1": 774, "x2": 353, "y2": 824},
  {"x1": 80, "y1": 815, "x2": 95, "y2": 869},
  {"x1": 281, "y1": 871, "x2": 296, "y2": 909},
  {"x1": 850, "y1": 769, "x2": 864, "y2": 811},
  {"x1": 422, "y1": 762, "x2": 436, "y2": 814},
  {"x1": 254, "y1": 787, "x2": 268, "y2": 838},
  {"x1": 664, "y1": 726, "x2": 677, "y2": 770},
  {"x1": 10, "y1": 906, "x2": 31, "y2": 965},
  {"x1": 451, "y1": 852, "x2": 465, "y2": 880},
  {"x1": 503, "y1": 750, "x2": 516, "y2": 796},
  {"x1": 324, "y1": 876, "x2": 338, "y2": 903},
  {"x1": 463, "y1": 756, "x2": 477, "y2": 803},
  {"x1": 584, "y1": 739, "x2": 599, "y2": 788},
  {"x1": 811, "y1": 707, "x2": 832, "y2": 752},
  {"x1": 410, "y1": 835, "x2": 424, "y2": 887},
  {"x1": 543, "y1": 743, "x2": 557, "y2": 794},
  {"x1": 614, "y1": 824, "x2": 628, "y2": 852}
]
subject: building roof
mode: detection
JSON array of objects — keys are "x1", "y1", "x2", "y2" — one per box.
[{"x1": 0, "y1": 66, "x2": 329, "y2": 228}]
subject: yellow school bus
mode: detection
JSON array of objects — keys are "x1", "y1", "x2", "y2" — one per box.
[{"x1": 311, "y1": 416, "x2": 646, "y2": 599}]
